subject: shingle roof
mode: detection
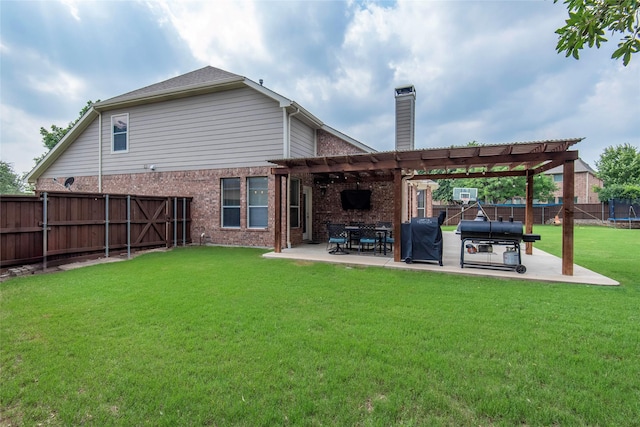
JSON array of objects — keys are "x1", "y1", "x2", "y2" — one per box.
[{"x1": 99, "y1": 66, "x2": 242, "y2": 104}]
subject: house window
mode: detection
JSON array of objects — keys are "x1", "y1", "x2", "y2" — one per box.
[
  {"x1": 553, "y1": 174, "x2": 563, "y2": 183},
  {"x1": 222, "y1": 178, "x2": 241, "y2": 228},
  {"x1": 290, "y1": 179, "x2": 300, "y2": 228},
  {"x1": 417, "y1": 190, "x2": 425, "y2": 218},
  {"x1": 111, "y1": 114, "x2": 129, "y2": 153},
  {"x1": 248, "y1": 177, "x2": 268, "y2": 228}
]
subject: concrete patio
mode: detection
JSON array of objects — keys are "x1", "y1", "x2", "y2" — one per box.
[{"x1": 263, "y1": 231, "x2": 619, "y2": 286}]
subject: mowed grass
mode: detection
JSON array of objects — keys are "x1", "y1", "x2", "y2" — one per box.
[{"x1": 1, "y1": 226, "x2": 638, "y2": 426}]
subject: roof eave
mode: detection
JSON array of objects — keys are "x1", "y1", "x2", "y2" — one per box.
[{"x1": 94, "y1": 76, "x2": 246, "y2": 111}]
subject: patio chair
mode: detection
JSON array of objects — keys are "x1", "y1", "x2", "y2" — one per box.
[
  {"x1": 348, "y1": 221, "x2": 364, "y2": 249},
  {"x1": 358, "y1": 224, "x2": 378, "y2": 254},
  {"x1": 376, "y1": 221, "x2": 394, "y2": 254},
  {"x1": 327, "y1": 223, "x2": 348, "y2": 254}
]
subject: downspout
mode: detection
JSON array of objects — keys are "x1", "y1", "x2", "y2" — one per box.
[
  {"x1": 286, "y1": 174, "x2": 292, "y2": 249},
  {"x1": 98, "y1": 112, "x2": 103, "y2": 192},
  {"x1": 285, "y1": 107, "x2": 300, "y2": 249}
]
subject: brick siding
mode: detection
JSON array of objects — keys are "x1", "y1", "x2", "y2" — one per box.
[
  {"x1": 551, "y1": 171, "x2": 603, "y2": 203},
  {"x1": 317, "y1": 129, "x2": 368, "y2": 156}
]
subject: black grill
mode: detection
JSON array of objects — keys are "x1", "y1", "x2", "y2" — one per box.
[
  {"x1": 458, "y1": 217, "x2": 540, "y2": 274},
  {"x1": 459, "y1": 219, "x2": 523, "y2": 240}
]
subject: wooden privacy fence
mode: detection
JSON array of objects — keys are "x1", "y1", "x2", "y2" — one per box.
[
  {"x1": 1, "y1": 192, "x2": 192, "y2": 269},
  {"x1": 437, "y1": 203, "x2": 609, "y2": 226}
]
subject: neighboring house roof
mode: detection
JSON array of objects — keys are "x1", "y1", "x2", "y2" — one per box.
[
  {"x1": 543, "y1": 158, "x2": 598, "y2": 175},
  {"x1": 27, "y1": 66, "x2": 375, "y2": 182}
]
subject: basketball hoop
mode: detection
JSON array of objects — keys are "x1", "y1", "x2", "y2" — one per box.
[{"x1": 453, "y1": 188, "x2": 477, "y2": 205}]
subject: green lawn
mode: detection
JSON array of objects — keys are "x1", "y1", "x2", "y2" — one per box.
[{"x1": 1, "y1": 226, "x2": 638, "y2": 426}]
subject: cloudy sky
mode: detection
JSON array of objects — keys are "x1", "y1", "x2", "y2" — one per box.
[{"x1": 1, "y1": 0, "x2": 638, "y2": 176}]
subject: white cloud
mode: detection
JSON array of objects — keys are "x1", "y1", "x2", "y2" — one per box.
[
  {"x1": 0, "y1": 104, "x2": 47, "y2": 175},
  {"x1": 145, "y1": 0, "x2": 270, "y2": 68},
  {"x1": 61, "y1": 0, "x2": 81, "y2": 21},
  {"x1": 27, "y1": 67, "x2": 86, "y2": 100}
]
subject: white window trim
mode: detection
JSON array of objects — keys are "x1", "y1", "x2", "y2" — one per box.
[
  {"x1": 290, "y1": 178, "x2": 301, "y2": 228},
  {"x1": 111, "y1": 113, "x2": 129, "y2": 154},
  {"x1": 221, "y1": 178, "x2": 241, "y2": 228},
  {"x1": 247, "y1": 176, "x2": 268, "y2": 229}
]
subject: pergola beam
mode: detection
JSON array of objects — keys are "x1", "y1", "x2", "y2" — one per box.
[
  {"x1": 562, "y1": 159, "x2": 575, "y2": 275},
  {"x1": 272, "y1": 149, "x2": 579, "y2": 177}
]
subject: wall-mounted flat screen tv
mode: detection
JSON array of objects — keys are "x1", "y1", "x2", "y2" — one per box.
[{"x1": 340, "y1": 190, "x2": 371, "y2": 210}]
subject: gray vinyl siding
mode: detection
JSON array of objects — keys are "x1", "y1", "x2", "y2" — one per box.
[
  {"x1": 100, "y1": 87, "x2": 284, "y2": 174},
  {"x1": 289, "y1": 117, "x2": 315, "y2": 158},
  {"x1": 41, "y1": 118, "x2": 100, "y2": 178}
]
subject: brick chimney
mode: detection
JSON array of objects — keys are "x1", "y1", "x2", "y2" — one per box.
[{"x1": 395, "y1": 85, "x2": 416, "y2": 151}]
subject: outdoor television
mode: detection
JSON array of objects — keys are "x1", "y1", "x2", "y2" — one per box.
[{"x1": 341, "y1": 189, "x2": 371, "y2": 210}]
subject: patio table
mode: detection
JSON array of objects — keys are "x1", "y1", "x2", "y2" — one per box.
[{"x1": 345, "y1": 226, "x2": 392, "y2": 255}]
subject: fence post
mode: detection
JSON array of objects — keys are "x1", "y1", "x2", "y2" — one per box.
[
  {"x1": 173, "y1": 197, "x2": 178, "y2": 247},
  {"x1": 127, "y1": 195, "x2": 131, "y2": 259},
  {"x1": 105, "y1": 194, "x2": 109, "y2": 258},
  {"x1": 182, "y1": 197, "x2": 187, "y2": 246},
  {"x1": 42, "y1": 192, "x2": 48, "y2": 270}
]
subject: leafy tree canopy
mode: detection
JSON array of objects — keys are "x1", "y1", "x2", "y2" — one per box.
[
  {"x1": 434, "y1": 171, "x2": 557, "y2": 205},
  {"x1": 0, "y1": 161, "x2": 25, "y2": 194},
  {"x1": 554, "y1": 0, "x2": 640, "y2": 66},
  {"x1": 432, "y1": 142, "x2": 557, "y2": 203},
  {"x1": 595, "y1": 143, "x2": 640, "y2": 201}
]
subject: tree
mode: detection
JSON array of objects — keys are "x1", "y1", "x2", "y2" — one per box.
[
  {"x1": 432, "y1": 178, "x2": 456, "y2": 203},
  {"x1": 35, "y1": 100, "x2": 97, "y2": 164},
  {"x1": 595, "y1": 143, "x2": 640, "y2": 201},
  {"x1": 434, "y1": 172, "x2": 557, "y2": 204},
  {"x1": 431, "y1": 142, "x2": 557, "y2": 203},
  {"x1": 0, "y1": 161, "x2": 25, "y2": 194},
  {"x1": 554, "y1": 0, "x2": 640, "y2": 66}
]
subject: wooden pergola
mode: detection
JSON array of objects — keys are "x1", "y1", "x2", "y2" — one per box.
[{"x1": 270, "y1": 138, "x2": 583, "y2": 276}]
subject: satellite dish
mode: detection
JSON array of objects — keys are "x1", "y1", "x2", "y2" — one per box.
[{"x1": 64, "y1": 177, "x2": 75, "y2": 189}]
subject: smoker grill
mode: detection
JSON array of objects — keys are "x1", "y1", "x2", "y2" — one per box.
[
  {"x1": 401, "y1": 212, "x2": 446, "y2": 266},
  {"x1": 458, "y1": 218, "x2": 540, "y2": 274}
]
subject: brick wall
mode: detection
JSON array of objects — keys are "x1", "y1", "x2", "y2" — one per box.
[
  {"x1": 317, "y1": 129, "x2": 368, "y2": 156},
  {"x1": 312, "y1": 180, "x2": 395, "y2": 241},
  {"x1": 551, "y1": 171, "x2": 603, "y2": 203},
  {"x1": 37, "y1": 166, "x2": 285, "y2": 248}
]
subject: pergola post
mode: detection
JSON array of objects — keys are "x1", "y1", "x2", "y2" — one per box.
[
  {"x1": 393, "y1": 169, "x2": 402, "y2": 262},
  {"x1": 562, "y1": 159, "x2": 575, "y2": 275},
  {"x1": 274, "y1": 174, "x2": 282, "y2": 253},
  {"x1": 525, "y1": 171, "x2": 534, "y2": 255}
]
